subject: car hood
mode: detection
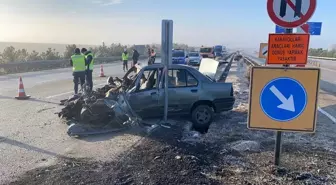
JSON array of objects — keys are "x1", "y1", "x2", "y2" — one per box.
[{"x1": 198, "y1": 58, "x2": 220, "y2": 81}]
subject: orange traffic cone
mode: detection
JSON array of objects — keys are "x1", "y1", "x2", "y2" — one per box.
[
  {"x1": 15, "y1": 77, "x2": 30, "y2": 100},
  {"x1": 99, "y1": 65, "x2": 106, "y2": 77}
]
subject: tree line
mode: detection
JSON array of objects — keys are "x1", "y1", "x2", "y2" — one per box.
[
  {"x1": 308, "y1": 48, "x2": 336, "y2": 58},
  {"x1": 0, "y1": 43, "x2": 195, "y2": 63}
]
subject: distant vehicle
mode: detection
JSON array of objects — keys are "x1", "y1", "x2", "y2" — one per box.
[
  {"x1": 187, "y1": 52, "x2": 202, "y2": 66},
  {"x1": 199, "y1": 46, "x2": 215, "y2": 59},
  {"x1": 234, "y1": 54, "x2": 243, "y2": 61},
  {"x1": 214, "y1": 45, "x2": 223, "y2": 58},
  {"x1": 123, "y1": 64, "x2": 235, "y2": 129},
  {"x1": 172, "y1": 49, "x2": 188, "y2": 65}
]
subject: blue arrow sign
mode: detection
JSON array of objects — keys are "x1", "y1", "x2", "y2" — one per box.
[{"x1": 260, "y1": 77, "x2": 307, "y2": 122}]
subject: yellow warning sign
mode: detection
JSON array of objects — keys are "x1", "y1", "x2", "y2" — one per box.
[{"x1": 248, "y1": 66, "x2": 320, "y2": 132}]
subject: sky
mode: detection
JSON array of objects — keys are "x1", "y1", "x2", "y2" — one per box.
[{"x1": 0, "y1": 0, "x2": 335, "y2": 49}]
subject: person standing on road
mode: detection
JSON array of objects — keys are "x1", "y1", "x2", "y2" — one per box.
[
  {"x1": 81, "y1": 48, "x2": 94, "y2": 91},
  {"x1": 70, "y1": 48, "x2": 86, "y2": 95},
  {"x1": 150, "y1": 49, "x2": 156, "y2": 64},
  {"x1": 122, "y1": 48, "x2": 129, "y2": 72},
  {"x1": 132, "y1": 49, "x2": 140, "y2": 66}
]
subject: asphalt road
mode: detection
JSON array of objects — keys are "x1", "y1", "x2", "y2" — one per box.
[{"x1": 0, "y1": 59, "x2": 158, "y2": 184}]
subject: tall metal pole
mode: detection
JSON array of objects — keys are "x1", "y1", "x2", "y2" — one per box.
[
  {"x1": 274, "y1": 27, "x2": 292, "y2": 166},
  {"x1": 161, "y1": 20, "x2": 173, "y2": 122}
]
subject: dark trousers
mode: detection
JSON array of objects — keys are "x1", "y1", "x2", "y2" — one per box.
[
  {"x1": 73, "y1": 71, "x2": 85, "y2": 94},
  {"x1": 86, "y1": 70, "x2": 93, "y2": 91},
  {"x1": 133, "y1": 59, "x2": 138, "y2": 66},
  {"x1": 123, "y1": 60, "x2": 128, "y2": 71}
]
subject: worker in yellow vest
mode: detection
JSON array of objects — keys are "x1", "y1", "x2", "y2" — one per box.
[
  {"x1": 122, "y1": 48, "x2": 129, "y2": 72},
  {"x1": 70, "y1": 48, "x2": 86, "y2": 94},
  {"x1": 81, "y1": 48, "x2": 94, "y2": 91}
]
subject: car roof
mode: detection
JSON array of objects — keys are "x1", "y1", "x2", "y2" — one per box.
[{"x1": 142, "y1": 63, "x2": 193, "y2": 70}]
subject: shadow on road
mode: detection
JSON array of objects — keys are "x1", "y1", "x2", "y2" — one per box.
[
  {"x1": 0, "y1": 137, "x2": 67, "y2": 158},
  {"x1": 320, "y1": 79, "x2": 336, "y2": 96},
  {"x1": 0, "y1": 95, "x2": 59, "y2": 105}
]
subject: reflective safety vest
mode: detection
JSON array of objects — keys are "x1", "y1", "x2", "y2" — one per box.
[
  {"x1": 122, "y1": 52, "x2": 129, "y2": 61},
  {"x1": 71, "y1": 54, "x2": 86, "y2": 72},
  {"x1": 85, "y1": 53, "x2": 94, "y2": 70}
]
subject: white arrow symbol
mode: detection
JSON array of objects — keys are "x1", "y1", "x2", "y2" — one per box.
[{"x1": 269, "y1": 85, "x2": 295, "y2": 112}]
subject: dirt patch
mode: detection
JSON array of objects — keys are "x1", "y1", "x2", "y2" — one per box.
[{"x1": 8, "y1": 118, "x2": 336, "y2": 185}]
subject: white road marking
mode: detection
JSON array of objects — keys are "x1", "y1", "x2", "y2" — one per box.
[
  {"x1": 46, "y1": 83, "x2": 107, "y2": 99},
  {"x1": 320, "y1": 67, "x2": 336, "y2": 73},
  {"x1": 318, "y1": 106, "x2": 336, "y2": 124}
]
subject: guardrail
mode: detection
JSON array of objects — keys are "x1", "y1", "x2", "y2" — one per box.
[
  {"x1": 243, "y1": 56, "x2": 260, "y2": 66},
  {"x1": 308, "y1": 56, "x2": 336, "y2": 61},
  {"x1": 243, "y1": 56, "x2": 321, "y2": 68},
  {"x1": 0, "y1": 55, "x2": 160, "y2": 75}
]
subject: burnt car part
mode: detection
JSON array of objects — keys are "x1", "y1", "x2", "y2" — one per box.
[{"x1": 67, "y1": 95, "x2": 140, "y2": 137}]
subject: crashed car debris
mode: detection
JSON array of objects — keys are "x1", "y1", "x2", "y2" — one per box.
[
  {"x1": 57, "y1": 66, "x2": 142, "y2": 137},
  {"x1": 57, "y1": 62, "x2": 235, "y2": 136}
]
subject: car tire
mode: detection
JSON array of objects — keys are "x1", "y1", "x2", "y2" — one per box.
[{"x1": 191, "y1": 105, "x2": 214, "y2": 133}]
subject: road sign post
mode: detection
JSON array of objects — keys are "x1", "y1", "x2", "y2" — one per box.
[
  {"x1": 248, "y1": 66, "x2": 320, "y2": 165},
  {"x1": 263, "y1": 0, "x2": 317, "y2": 166},
  {"x1": 161, "y1": 20, "x2": 173, "y2": 123}
]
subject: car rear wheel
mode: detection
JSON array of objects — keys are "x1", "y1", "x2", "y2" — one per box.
[{"x1": 191, "y1": 105, "x2": 214, "y2": 132}]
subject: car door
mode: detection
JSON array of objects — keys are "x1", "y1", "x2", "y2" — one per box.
[
  {"x1": 158, "y1": 68, "x2": 200, "y2": 116},
  {"x1": 127, "y1": 67, "x2": 162, "y2": 118}
]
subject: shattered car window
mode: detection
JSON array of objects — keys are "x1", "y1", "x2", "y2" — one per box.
[
  {"x1": 187, "y1": 72, "x2": 198, "y2": 86},
  {"x1": 139, "y1": 69, "x2": 159, "y2": 90},
  {"x1": 168, "y1": 69, "x2": 187, "y2": 87}
]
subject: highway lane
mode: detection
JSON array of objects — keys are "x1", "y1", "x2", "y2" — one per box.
[{"x1": 0, "y1": 58, "x2": 159, "y2": 184}]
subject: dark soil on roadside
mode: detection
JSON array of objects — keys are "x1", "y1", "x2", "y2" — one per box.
[{"x1": 8, "y1": 113, "x2": 336, "y2": 185}]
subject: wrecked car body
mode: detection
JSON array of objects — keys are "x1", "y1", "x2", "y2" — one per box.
[
  {"x1": 123, "y1": 63, "x2": 235, "y2": 131},
  {"x1": 59, "y1": 62, "x2": 235, "y2": 136}
]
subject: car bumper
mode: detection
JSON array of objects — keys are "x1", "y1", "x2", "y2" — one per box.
[
  {"x1": 188, "y1": 62, "x2": 200, "y2": 66},
  {"x1": 172, "y1": 61, "x2": 187, "y2": 65},
  {"x1": 213, "y1": 97, "x2": 235, "y2": 112}
]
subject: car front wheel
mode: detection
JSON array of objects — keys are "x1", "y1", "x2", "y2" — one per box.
[{"x1": 191, "y1": 105, "x2": 214, "y2": 133}]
